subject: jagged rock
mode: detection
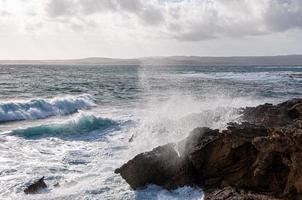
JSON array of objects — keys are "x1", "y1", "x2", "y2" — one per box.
[
  {"x1": 204, "y1": 187, "x2": 283, "y2": 200},
  {"x1": 115, "y1": 143, "x2": 196, "y2": 189},
  {"x1": 115, "y1": 99, "x2": 302, "y2": 199},
  {"x1": 242, "y1": 98, "x2": 302, "y2": 127},
  {"x1": 24, "y1": 177, "x2": 47, "y2": 194}
]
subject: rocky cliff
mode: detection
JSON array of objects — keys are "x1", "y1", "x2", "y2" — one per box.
[{"x1": 115, "y1": 99, "x2": 302, "y2": 199}]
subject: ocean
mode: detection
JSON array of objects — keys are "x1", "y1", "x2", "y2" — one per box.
[{"x1": 0, "y1": 64, "x2": 301, "y2": 200}]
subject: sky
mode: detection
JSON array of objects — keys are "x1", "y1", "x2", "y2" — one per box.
[{"x1": 0, "y1": 0, "x2": 302, "y2": 59}]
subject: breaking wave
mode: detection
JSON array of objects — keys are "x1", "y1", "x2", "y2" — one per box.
[
  {"x1": 0, "y1": 94, "x2": 96, "y2": 122},
  {"x1": 9, "y1": 114, "x2": 117, "y2": 139}
]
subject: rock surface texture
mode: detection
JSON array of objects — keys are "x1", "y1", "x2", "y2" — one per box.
[{"x1": 115, "y1": 99, "x2": 302, "y2": 200}]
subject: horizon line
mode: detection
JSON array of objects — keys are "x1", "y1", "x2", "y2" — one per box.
[{"x1": 1, "y1": 54, "x2": 302, "y2": 61}]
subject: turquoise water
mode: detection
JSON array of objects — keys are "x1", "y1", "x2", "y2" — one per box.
[{"x1": 0, "y1": 64, "x2": 301, "y2": 199}]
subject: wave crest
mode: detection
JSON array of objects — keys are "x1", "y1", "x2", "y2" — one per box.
[
  {"x1": 9, "y1": 114, "x2": 117, "y2": 139},
  {"x1": 0, "y1": 94, "x2": 96, "y2": 122}
]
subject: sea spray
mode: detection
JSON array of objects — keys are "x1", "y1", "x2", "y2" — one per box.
[
  {"x1": 128, "y1": 94, "x2": 270, "y2": 154},
  {"x1": 0, "y1": 94, "x2": 96, "y2": 122}
]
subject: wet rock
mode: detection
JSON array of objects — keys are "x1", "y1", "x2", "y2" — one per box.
[
  {"x1": 115, "y1": 98, "x2": 302, "y2": 199},
  {"x1": 54, "y1": 182, "x2": 60, "y2": 187},
  {"x1": 289, "y1": 74, "x2": 302, "y2": 79},
  {"x1": 115, "y1": 143, "x2": 196, "y2": 189},
  {"x1": 24, "y1": 176, "x2": 47, "y2": 194},
  {"x1": 128, "y1": 134, "x2": 134, "y2": 142}
]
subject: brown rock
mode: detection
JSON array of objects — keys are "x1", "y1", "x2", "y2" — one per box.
[
  {"x1": 242, "y1": 98, "x2": 302, "y2": 127},
  {"x1": 204, "y1": 187, "x2": 283, "y2": 200}
]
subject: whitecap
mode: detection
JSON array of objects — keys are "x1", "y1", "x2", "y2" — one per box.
[{"x1": 0, "y1": 94, "x2": 96, "y2": 122}]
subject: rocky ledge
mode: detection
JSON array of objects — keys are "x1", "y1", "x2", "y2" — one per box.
[{"x1": 115, "y1": 98, "x2": 302, "y2": 200}]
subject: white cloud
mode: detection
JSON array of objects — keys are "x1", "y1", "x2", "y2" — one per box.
[{"x1": 0, "y1": 0, "x2": 302, "y2": 59}]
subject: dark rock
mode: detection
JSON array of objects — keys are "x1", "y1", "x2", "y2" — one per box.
[
  {"x1": 242, "y1": 98, "x2": 302, "y2": 127},
  {"x1": 115, "y1": 98, "x2": 302, "y2": 199},
  {"x1": 288, "y1": 103, "x2": 302, "y2": 119},
  {"x1": 204, "y1": 187, "x2": 283, "y2": 200},
  {"x1": 24, "y1": 176, "x2": 47, "y2": 194},
  {"x1": 288, "y1": 74, "x2": 302, "y2": 79},
  {"x1": 54, "y1": 182, "x2": 60, "y2": 187},
  {"x1": 128, "y1": 134, "x2": 134, "y2": 142},
  {"x1": 115, "y1": 143, "x2": 196, "y2": 189}
]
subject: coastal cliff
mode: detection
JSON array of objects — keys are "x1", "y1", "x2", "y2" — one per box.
[{"x1": 115, "y1": 99, "x2": 302, "y2": 199}]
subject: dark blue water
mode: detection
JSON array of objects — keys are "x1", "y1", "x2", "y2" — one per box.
[{"x1": 1, "y1": 65, "x2": 301, "y2": 102}]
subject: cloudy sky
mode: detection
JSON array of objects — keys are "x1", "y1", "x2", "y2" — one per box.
[{"x1": 0, "y1": 0, "x2": 302, "y2": 59}]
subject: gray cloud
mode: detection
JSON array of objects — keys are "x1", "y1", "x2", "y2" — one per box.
[
  {"x1": 78, "y1": 0, "x2": 117, "y2": 14},
  {"x1": 70, "y1": 23, "x2": 84, "y2": 31},
  {"x1": 0, "y1": 10, "x2": 10, "y2": 16},
  {"x1": 45, "y1": 0, "x2": 163, "y2": 28},
  {"x1": 46, "y1": 0, "x2": 76, "y2": 17},
  {"x1": 118, "y1": 0, "x2": 142, "y2": 13},
  {"x1": 264, "y1": 0, "x2": 302, "y2": 32},
  {"x1": 25, "y1": 22, "x2": 43, "y2": 32},
  {"x1": 168, "y1": 0, "x2": 302, "y2": 41},
  {"x1": 44, "y1": 0, "x2": 302, "y2": 40},
  {"x1": 138, "y1": 6, "x2": 163, "y2": 25}
]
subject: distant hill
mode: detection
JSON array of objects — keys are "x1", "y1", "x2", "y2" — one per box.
[
  {"x1": 1, "y1": 55, "x2": 302, "y2": 66},
  {"x1": 0, "y1": 57, "x2": 140, "y2": 65},
  {"x1": 140, "y1": 55, "x2": 302, "y2": 66}
]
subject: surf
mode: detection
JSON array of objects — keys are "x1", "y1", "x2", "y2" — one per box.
[{"x1": 0, "y1": 94, "x2": 96, "y2": 123}]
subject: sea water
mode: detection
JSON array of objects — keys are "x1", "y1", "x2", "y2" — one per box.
[{"x1": 0, "y1": 64, "x2": 301, "y2": 200}]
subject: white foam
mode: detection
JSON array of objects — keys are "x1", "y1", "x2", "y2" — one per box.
[
  {"x1": 136, "y1": 185, "x2": 204, "y2": 200},
  {"x1": 0, "y1": 94, "x2": 96, "y2": 122}
]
